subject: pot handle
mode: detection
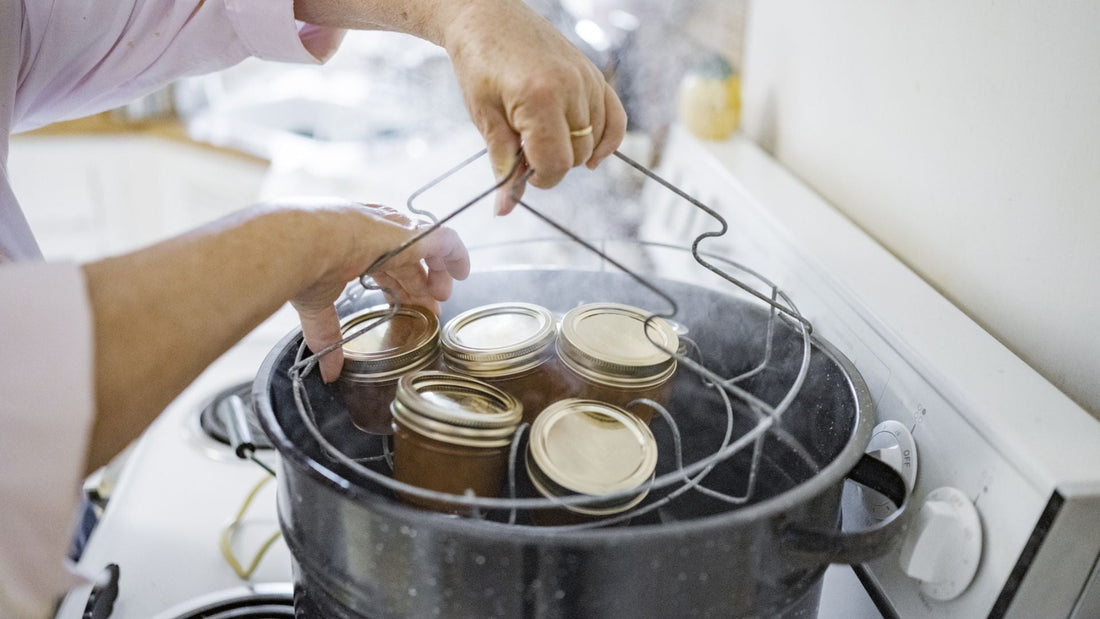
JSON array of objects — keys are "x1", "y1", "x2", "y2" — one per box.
[{"x1": 777, "y1": 453, "x2": 910, "y2": 565}]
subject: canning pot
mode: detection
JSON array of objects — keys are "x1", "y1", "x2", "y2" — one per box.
[{"x1": 255, "y1": 267, "x2": 909, "y2": 618}]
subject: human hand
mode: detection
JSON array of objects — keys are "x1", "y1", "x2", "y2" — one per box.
[
  {"x1": 289, "y1": 202, "x2": 470, "y2": 382},
  {"x1": 442, "y1": 0, "x2": 628, "y2": 215}
]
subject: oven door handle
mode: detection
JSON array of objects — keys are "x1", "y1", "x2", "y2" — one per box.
[
  {"x1": 83, "y1": 563, "x2": 120, "y2": 619},
  {"x1": 776, "y1": 453, "x2": 911, "y2": 565}
]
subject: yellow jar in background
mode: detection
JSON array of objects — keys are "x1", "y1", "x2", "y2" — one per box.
[{"x1": 678, "y1": 54, "x2": 741, "y2": 141}]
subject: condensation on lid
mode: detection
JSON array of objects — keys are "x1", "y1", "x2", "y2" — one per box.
[{"x1": 528, "y1": 399, "x2": 657, "y2": 496}]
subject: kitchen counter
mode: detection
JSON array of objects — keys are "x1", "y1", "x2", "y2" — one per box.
[{"x1": 21, "y1": 110, "x2": 269, "y2": 164}]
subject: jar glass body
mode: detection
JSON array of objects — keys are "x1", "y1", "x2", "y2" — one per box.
[
  {"x1": 337, "y1": 352, "x2": 441, "y2": 435},
  {"x1": 556, "y1": 303, "x2": 679, "y2": 424},
  {"x1": 556, "y1": 370, "x2": 674, "y2": 424},
  {"x1": 337, "y1": 305, "x2": 441, "y2": 435},
  {"x1": 388, "y1": 371, "x2": 522, "y2": 515},
  {"x1": 446, "y1": 356, "x2": 568, "y2": 425},
  {"x1": 392, "y1": 419, "x2": 512, "y2": 514},
  {"x1": 441, "y1": 302, "x2": 562, "y2": 424}
]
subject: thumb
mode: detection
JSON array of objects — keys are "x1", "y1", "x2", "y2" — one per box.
[{"x1": 295, "y1": 302, "x2": 345, "y2": 383}]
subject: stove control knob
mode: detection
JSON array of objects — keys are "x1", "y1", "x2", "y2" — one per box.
[
  {"x1": 898, "y1": 486, "x2": 983, "y2": 601},
  {"x1": 862, "y1": 420, "x2": 918, "y2": 518}
]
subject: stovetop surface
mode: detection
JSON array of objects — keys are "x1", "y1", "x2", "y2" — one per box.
[
  {"x1": 150, "y1": 583, "x2": 294, "y2": 619},
  {"x1": 56, "y1": 309, "x2": 298, "y2": 619}
]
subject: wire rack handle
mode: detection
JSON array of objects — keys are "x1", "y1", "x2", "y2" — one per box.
[{"x1": 283, "y1": 144, "x2": 818, "y2": 523}]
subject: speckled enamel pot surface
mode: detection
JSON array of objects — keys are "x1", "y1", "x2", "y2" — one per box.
[{"x1": 256, "y1": 269, "x2": 907, "y2": 618}]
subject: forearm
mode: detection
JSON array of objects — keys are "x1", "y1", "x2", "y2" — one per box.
[
  {"x1": 293, "y1": 0, "x2": 469, "y2": 46},
  {"x1": 80, "y1": 207, "x2": 340, "y2": 472}
]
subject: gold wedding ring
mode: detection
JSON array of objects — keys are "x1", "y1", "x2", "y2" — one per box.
[{"x1": 569, "y1": 125, "x2": 593, "y2": 138}]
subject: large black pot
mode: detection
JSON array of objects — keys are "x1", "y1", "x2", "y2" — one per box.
[{"x1": 255, "y1": 268, "x2": 908, "y2": 618}]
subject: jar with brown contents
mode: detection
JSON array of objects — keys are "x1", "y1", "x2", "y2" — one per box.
[
  {"x1": 526, "y1": 398, "x2": 658, "y2": 526},
  {"x1": 391, "y1": 371, "x2": 523, "y2": 515},
  {"x1": 337, "y1": 304, "x2": 441, "y2": 435},
  {"x1": 556, "y1": 303, "x2": 680, "y2": 424},
  {"x1": 441, "y1": 302, "x2": 561, "y2": 425}
]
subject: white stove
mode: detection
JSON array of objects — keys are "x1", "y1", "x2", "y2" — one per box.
[
  {"x1": 642, "y1": 127, "x2": 1100, "y2": 618},
  {"x1": 56, "y1": 126, "x2": 1100, "y2": 618},
  {"x1": 55, "y1": 309, "x2": 299, "y2": 619}
]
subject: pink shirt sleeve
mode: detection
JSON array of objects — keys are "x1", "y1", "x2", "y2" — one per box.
[
  {"x1": 0, "y1": 262, "x2": 95, "y2": 618},
  {"x1": 1, "y1": 1, "x2": 345, "y2": 616},
  {"x1": 13, "y1": 0, "x2": 345, "y2": 133}
]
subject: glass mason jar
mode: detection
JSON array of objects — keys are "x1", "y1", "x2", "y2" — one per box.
[
  {"x1": 526, "y1": 398, "x2": 658, "y2": 526},
  {"x1": 441, "y1": 302, "x2": 562, "y2": 425},
  {"x1": 556, "y1": 303, "x2": 680, "y2": 424},
  {"x1": 337, "y1": 304, "x2": 441, "y2": 435},
  {"x1": 390, "y1": 371, "x2": 523, "y2": 515}
]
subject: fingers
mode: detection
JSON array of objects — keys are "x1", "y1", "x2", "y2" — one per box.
[
  {"x1": 285, "y1": 202, "x2": 469, "y2": 385},
  {"x1": 583, "y1": 76, "x2": 607, "y2": 167},
  {"x1": 371, "y1": 218, "x2": 470, "y2": 313},
  {"x1": 395, "y1": 219, "x2": 471, "y2": 284},
  {"x1": 492, "y1": 68, "x2": 625, "y2": 191},
  {"x1": 444, "y1": 0, "x2": 629, "y2": 207},
  {"x1": 480, "y1": 107, "x2": 527, "y2": 216},
  {"x1": 420, "y1": 222, "x2": 471, "y2": 281},
  {"x1": 590, "y1": 83, "x2": 627, "y2": 169},
  {"x1": 373, "y1": 270, "x2": 440, "y2": 315},
  {"x1": 566, "y1": 78, "x2": 595, "y2": 168},
  {"x1": 294, "y1": 302, "x2": 345, "y2": 383},
  {"x1": 423, "y1": 259, "x2": 455, "y2": 301},
  {"x1": 512, "y1": 81, "x2": 575, "y2": 190}
]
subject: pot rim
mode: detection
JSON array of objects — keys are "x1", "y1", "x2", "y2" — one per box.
[{"x1": 254, "y1": 268, "x2": 875, "y2": 543}]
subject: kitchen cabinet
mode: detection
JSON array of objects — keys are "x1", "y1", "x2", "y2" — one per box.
[{"x1": 8, "y1": 128, "x2": 268, "y2": 262}]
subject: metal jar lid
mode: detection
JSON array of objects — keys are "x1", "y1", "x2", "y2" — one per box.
[
  {"x1": 339, "y1": 304, "x2": 440, "y2": 380},
  {"x1": 557, "y1": 303, "x2": 679, "y2": 389},
  {"x1": 441, "y1": 302, "x2": 556, "y2": 377},
  {"x1": 526, "y1": 399, "x2": 658, "y2": 514},
  {"x1": 391, "y1": 371, "x2": 523, "y2": 447}
]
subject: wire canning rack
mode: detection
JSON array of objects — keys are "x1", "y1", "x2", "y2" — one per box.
[{"x1": 283, "y1": 148, "x2": 817, "y2": 529}]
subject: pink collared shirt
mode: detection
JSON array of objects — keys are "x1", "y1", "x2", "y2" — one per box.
[{"x1": 0, "y1": 1, "x2": 342, "y2": 616}]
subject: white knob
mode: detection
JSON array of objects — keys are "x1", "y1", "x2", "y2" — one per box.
[
  {"x1": 898, "y1": 486, "x2": 983, "y2": 601},
  {"x1": 862, "y1": 420, "x2": 918, "y2": 518}
]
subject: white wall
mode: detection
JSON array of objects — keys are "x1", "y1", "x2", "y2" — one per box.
[{"x1": 740, "y1": 1, "x2": 1100, "y2": 416}]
